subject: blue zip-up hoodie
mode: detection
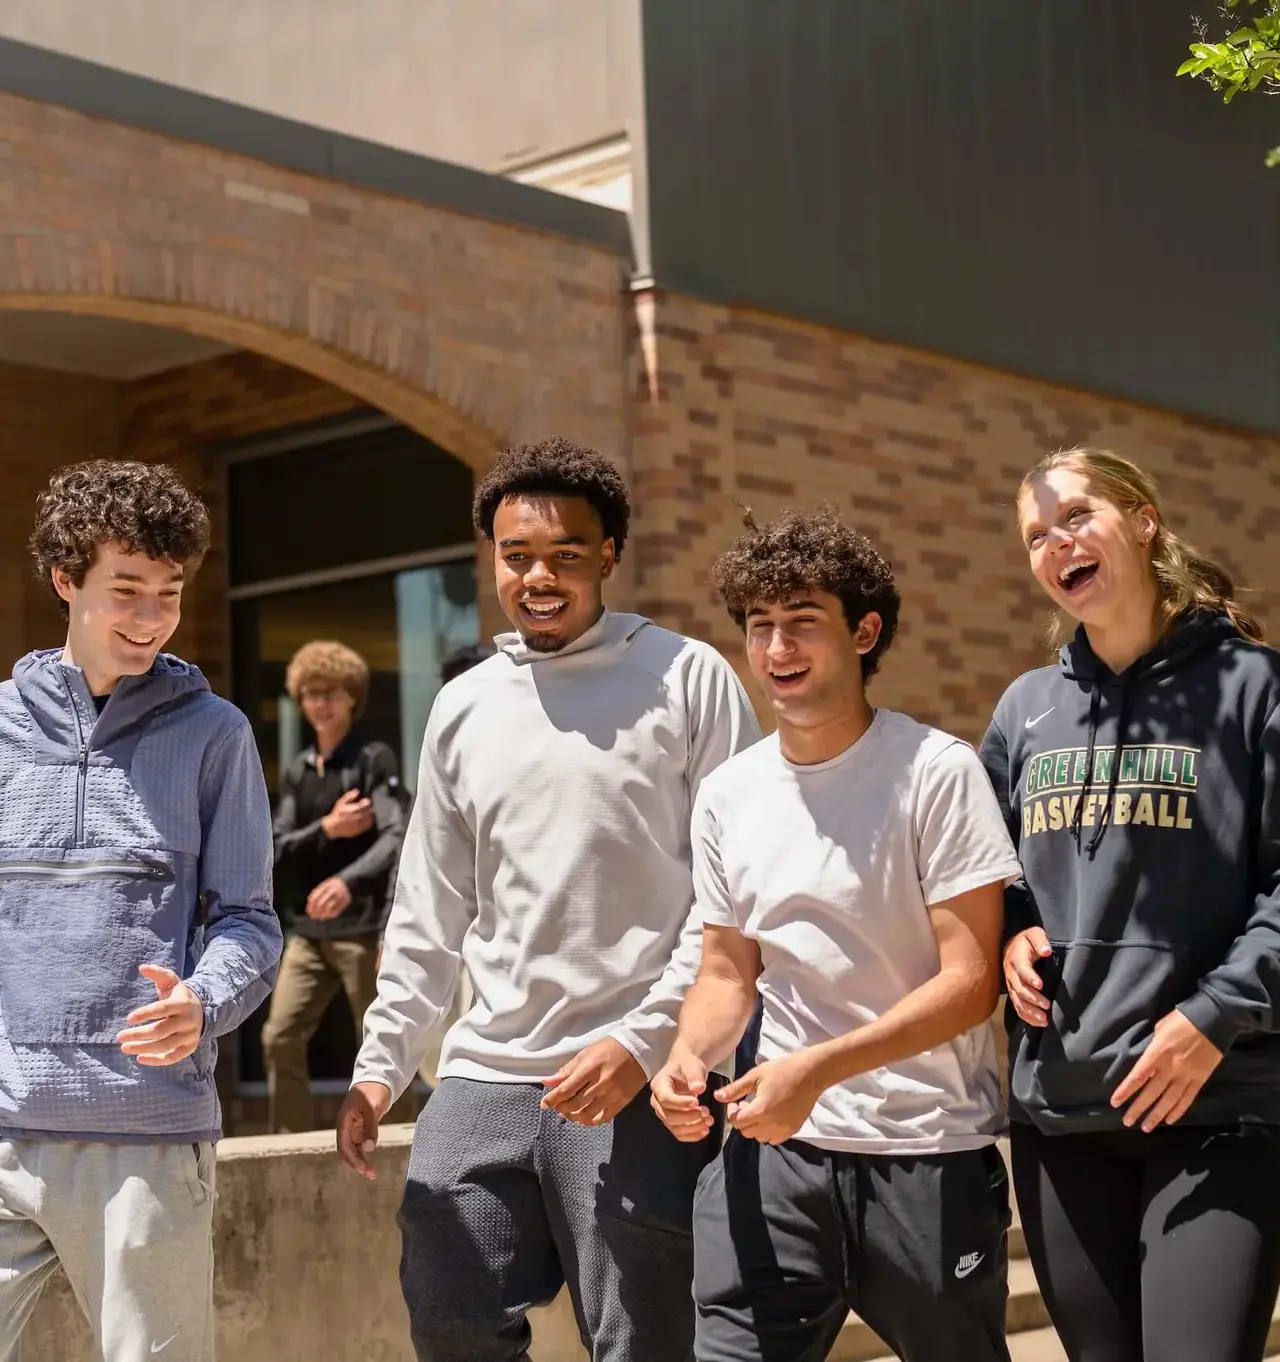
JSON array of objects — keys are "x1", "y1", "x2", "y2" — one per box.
[{"x1": 0, "y1": 649, "x2": 281, "y2": 1142}]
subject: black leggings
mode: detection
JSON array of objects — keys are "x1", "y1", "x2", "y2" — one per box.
[{"x1": 1011, "y1": 1121, "x2": 1280, "y2": 1362}]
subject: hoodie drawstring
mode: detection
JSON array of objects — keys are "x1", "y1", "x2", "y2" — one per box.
[
  {"x1": 1071, "y1": 678, "x2": 1104, "y2": 849},
  {"x1": 1086, "y1": 675, "x2": 1133, "y2": 859}
]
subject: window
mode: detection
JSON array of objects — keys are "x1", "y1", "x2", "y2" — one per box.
[{"x1": 226, "y1": 414, "x2": 479, "y2": 1092}]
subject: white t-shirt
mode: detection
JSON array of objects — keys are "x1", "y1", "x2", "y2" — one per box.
[{"x1": 694, "y1": 709, "x2": 1022, "y2": 1154}]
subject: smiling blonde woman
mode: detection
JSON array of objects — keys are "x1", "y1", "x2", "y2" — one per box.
[{"x1": 980, "y1": 447, "x2": 1280, "y2": 1362}]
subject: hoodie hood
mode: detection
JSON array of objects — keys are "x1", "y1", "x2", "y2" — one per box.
[
  {"x1": 1060, "y1": 610, "x2": 1238, "y2": 686},
  {"x1": 12, "y1": 649, "x2": 211, "y2": 756},
  {"x1": 494, "y1": 609, "x2": 651, "y2": 667}
]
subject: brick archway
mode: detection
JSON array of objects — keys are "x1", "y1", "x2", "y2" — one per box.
[
  {"x1": 0, "y1": 88, "x2": 630, "y2": 474},
  {"x1": 0, "y1": 87, "x2": 633, "y2": 665},
  {"x1": 0, "y1": 292, "x2": 501, "y2": 471}
]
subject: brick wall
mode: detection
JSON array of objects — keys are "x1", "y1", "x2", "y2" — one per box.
[
  {"x1": 628, "y1": 289, "x2": 1280, "y2": 743},
  {"x1": 121, "y1": 350, "x2": 364, "y2": 692},
  {"x1": 0, "y1": 362, "x2": 121, "y2": 665},
  {"x1": 0, "y1": 350, "x2": 367, "y2": 688},
  {"x1": 0, "y1": 88, "x2": 629, "y2": 482}
]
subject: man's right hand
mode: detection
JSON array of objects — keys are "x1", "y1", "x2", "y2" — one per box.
[
  {"x1": 1004, "y1": 926, "x2": 1053, "y2": 1027},
  {"x1": 322, "y1": 790, "x2": 375, "y2": 840},
  {"x1": 336, "y1": 1081, "x2": 392, "y2": 1179},
  {"x1": 650, "y1": 1049, "x2": 715, "y2": 1142}
]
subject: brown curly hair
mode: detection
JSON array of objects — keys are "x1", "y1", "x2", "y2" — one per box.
[
  {"x1": 473, "y1": 437, "x2": 631, "y2": 554},
  {"x1": 30, "y1": 460, "x2": 211, "y2": 614},
  {"x1": 285, "y1": 640, "x2": 370, "y2": 717},
  {"x1": 710, "y1": 505, "x2": 901, "y2": 678}
]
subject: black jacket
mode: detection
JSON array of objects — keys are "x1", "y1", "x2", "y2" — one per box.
[
  {"x1": 272, "y1": 732, "x2": 407, "y2": 939},
  {"x1": 980, "y1": 612, "x2": 1280, "y2": 1131}
]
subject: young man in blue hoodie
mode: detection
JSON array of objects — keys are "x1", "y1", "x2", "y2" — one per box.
[{"x1": 0, "y1": 460, "x2": 281, "y2": 1362}]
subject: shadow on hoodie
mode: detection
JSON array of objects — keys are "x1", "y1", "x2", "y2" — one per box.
[{"x1": 980, "y1": 613, "x2": 1280, "y2": 1132}]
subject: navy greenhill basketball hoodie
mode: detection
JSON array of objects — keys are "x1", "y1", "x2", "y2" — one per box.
[{"x1": 980, "y1": 611, "x2": 1280, "y2": 1132}]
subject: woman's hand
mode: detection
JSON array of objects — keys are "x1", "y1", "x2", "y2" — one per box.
[
  {"x1": 1110, "y1": 1009, "x2": 1224, "y2": 1132},
  {"x1": 1004, "y1": 927, "x2": 1053, "y2": 1027}
]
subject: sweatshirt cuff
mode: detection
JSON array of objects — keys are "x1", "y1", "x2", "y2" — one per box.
[
  {"x1": 1176, "y1": 990, "x2": 1243, "y2": 1054},
  {"x1": 611, "y1": 1025, "x2": 664, "y2": 1082},
  {"x1": 183, "y1": 980, "x2": 217, "y2": 1039},
  {"x1": 351, "y1": 1065, "x2": 410, "y2": 1104}
]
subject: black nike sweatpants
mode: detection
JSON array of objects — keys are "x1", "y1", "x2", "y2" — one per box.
[
  {"x1": 1011, "y1": 1120, "x2": 1280, "y2": 1362},
  {"x1": 692, "y1": 1131, "x2": 1012, "y2": 1361}
]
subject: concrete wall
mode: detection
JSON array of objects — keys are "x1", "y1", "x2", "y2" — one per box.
[{"x1": 25, "y1": 1128, "x2": 588, "y2": 1362}]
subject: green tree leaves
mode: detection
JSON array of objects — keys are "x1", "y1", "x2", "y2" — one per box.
[{"x1": 1179, "y1": 0, "x2": 1280, "y2": 164}]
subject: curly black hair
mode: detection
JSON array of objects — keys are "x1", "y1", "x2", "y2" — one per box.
[
  {"x1": 472, "y1": 438, "x2": 631, "y2": 555},
  {"x1": 709, "y1": 505, "x2": 901, "y2": 678},
  {"x1": 30, "y1": 460, "x2": 211, "y2": 614}
]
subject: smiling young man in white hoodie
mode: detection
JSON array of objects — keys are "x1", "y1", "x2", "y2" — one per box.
[{"x1": 337, "y1": 438, "x2": 759, "y2": 1362}]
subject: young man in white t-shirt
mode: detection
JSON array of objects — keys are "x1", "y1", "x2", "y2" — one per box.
[{"x1": 651, "y1": 507, "x2": 1021, "y2": 1362}]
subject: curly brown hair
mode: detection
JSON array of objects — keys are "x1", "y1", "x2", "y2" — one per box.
[
  {"x1": 30, "y1": 460, "x2": 211, "y2": 613},
  {"x1": 285, "y1": 640, "x2": 370, "y2": 717},
  {"x1": 472, "y1": 437, "x2": 631, "y2": 554},
  {"x1": 710, "y1": 505, "x2": 901, "y2": 678}
]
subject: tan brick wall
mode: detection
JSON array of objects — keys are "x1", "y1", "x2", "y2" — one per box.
[
  {"x1": 121, "y1": 351, "x2": 364, "y2": 692},
  {"x1": 0, "y1": 89, "x2": 629, "y2": 480},
  {"x1": 628, "y1": 290, "x2": 1280, "y2": 743},
  {"x1": 0, "y1": 350, "x2": 391, "y2": 692},
  {"x1": 0, "y1": 362, "x2": 122, "y2": 665}
]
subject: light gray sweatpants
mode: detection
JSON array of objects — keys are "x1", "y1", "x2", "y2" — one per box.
[{"x1": 0, "y1": 1138, "x2": 216, "y2": 1362}]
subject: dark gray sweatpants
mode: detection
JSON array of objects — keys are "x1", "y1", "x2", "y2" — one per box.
[
  {"x1": 693, "y1": 1132, "x2": 1011, "y2": 1362},
  {"x1": 399, "y1": 1077, "x2": 720, "y2": 1362}
]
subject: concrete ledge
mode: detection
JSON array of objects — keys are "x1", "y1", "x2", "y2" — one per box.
[{"x1": 25, "y1": 1126, "x2": 587, "y2": 1362}]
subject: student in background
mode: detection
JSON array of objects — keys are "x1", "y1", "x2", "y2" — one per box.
[{"x1": 263, "y1": 641, "x2": 407, "y2": 1133}]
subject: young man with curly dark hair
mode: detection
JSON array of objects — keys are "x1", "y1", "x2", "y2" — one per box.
[
  {"x1": 650, "y1": 506, "x2": 1021, "y2": 1362},
  {"x1": 338, "y1": 437, "x2": 759, "y2": 1362},
  {"x1": 0, "y1": 460, "x2": 281, "y2": 1360}
]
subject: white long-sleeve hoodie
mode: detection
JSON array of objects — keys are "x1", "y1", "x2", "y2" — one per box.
[{"x1": 352, "y1": 611, "x2": 760, "y2": 1099}]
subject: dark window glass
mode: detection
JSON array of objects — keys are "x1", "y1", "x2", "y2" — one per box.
[
  {"x1": 228, "y1": 421, "x2": 475, "y2": 586},
  {"x1": 232, "y1": 559, "x2": 478, "y2": 1086}
]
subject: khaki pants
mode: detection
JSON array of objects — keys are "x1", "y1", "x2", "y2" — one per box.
[
  {"x1": 261, "y1": 934, "x2": 382, "y2": 1134},
  {"x1": 0, "y1": 1138, "x2": 215, "y2": 1362}
]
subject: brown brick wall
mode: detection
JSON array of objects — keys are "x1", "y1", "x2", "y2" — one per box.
[
  {"x1": 628, "y1": 290, "x2": 1280, "y2": 744},
  {"x1": 0, "y1": 363, "x2": 122, "y2": 665},
  {"x1": 121, "y1": 351, "x2": 364, "y2": 692},
  {"x1": 0, "y1": 350, "x2": 374, "y2": 689},
  {"x1": 0, "y1": 89, "x2": 629, "y2": 481}
]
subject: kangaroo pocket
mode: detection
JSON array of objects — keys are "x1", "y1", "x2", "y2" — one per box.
[
  {"x1": 0, "y1": 851, "x2": 185, "y2": 1044},
  {"x1": 1012, "y1": 939, "x2": 1192, "y2": 1116}
]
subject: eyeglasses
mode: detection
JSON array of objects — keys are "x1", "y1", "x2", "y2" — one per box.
[{"x1": 298, "y1": 687, "x2": 345, "y2": 704}]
